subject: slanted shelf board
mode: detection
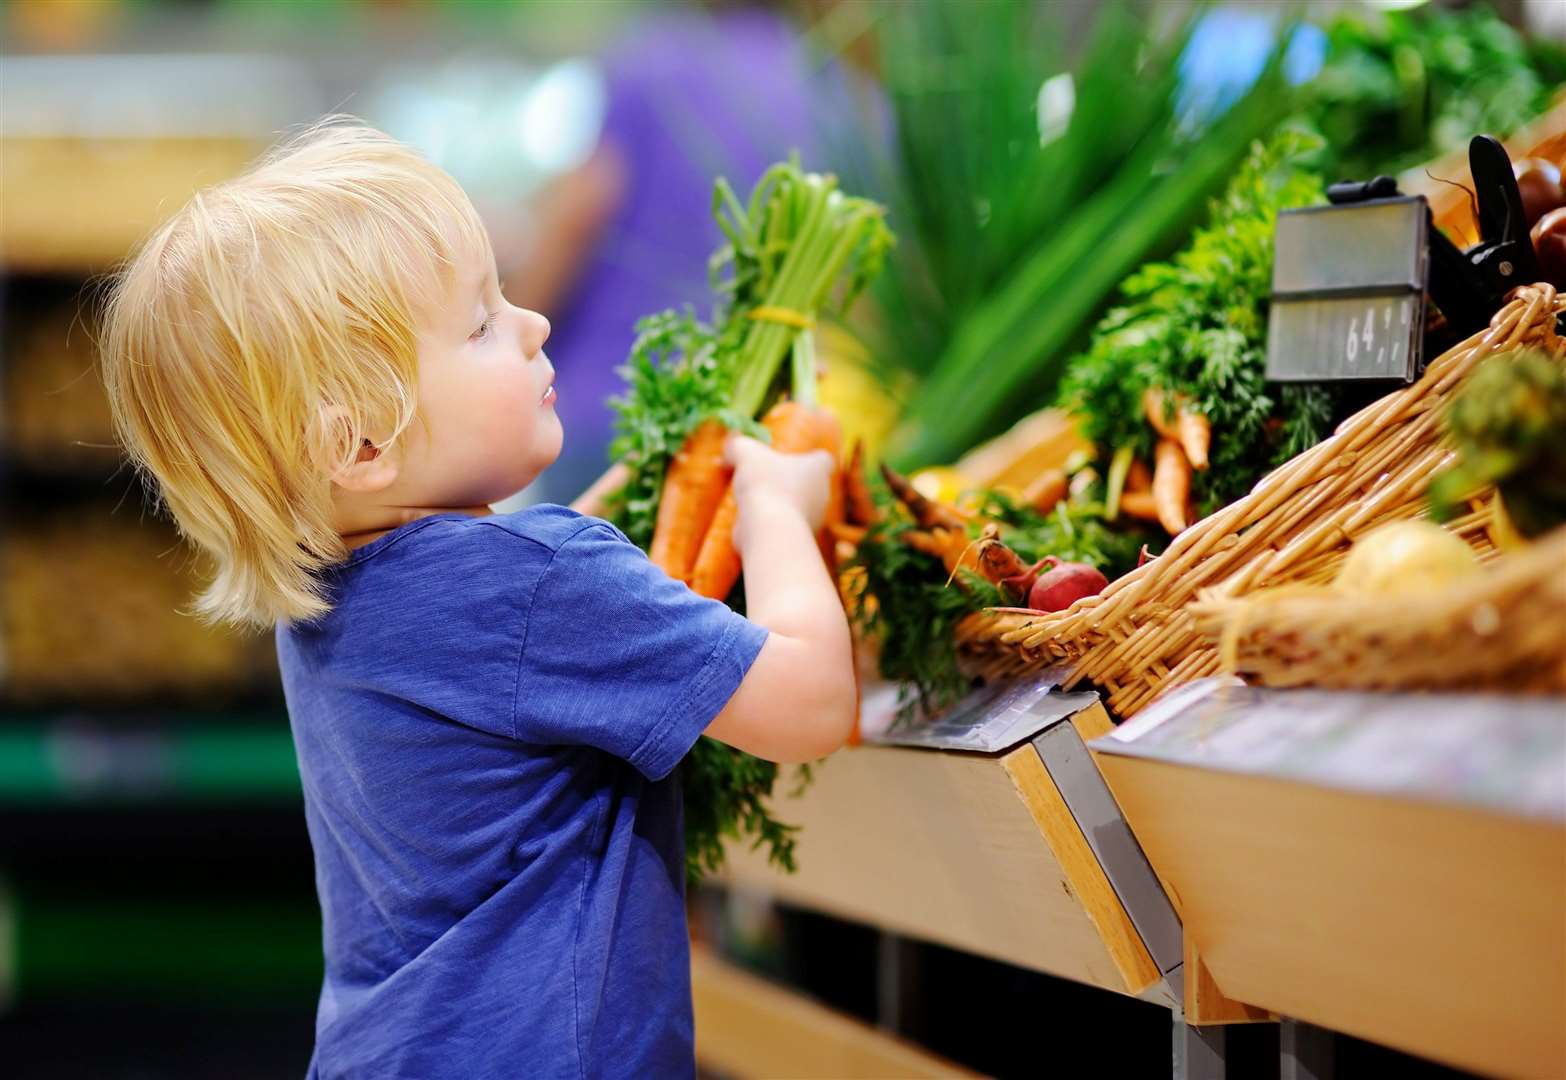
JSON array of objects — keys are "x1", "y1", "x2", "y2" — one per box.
[
  {"x1": 690, "y1": 946, "x2": 977, "y2": 1079},
  {"x1": 1091, "y1": 684, "x2": 1566, "y2": 1078},
  {"x1": 719, "y1": 698, "x2": 1166, "y2": 998}
]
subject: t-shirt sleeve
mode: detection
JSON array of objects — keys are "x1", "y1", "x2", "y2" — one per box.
[{"x1": 513, "y1": 522, "x2": 769, "y2": 780}]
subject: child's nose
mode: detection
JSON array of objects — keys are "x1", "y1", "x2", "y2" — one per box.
[{"x1": 520, "y1": 309, "x2": 551, "y2": 357}]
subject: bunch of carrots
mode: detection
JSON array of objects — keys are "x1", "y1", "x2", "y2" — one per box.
[
  {"x1": 877, "y1": 463, "x2": 1055, "y2": 598},
  {"x1": 624, "y1": 160, "x2": 891, "y2": 601},
  {"x1": 1105, "y1": 387, "x2": 1211, "y2": 536},
  {"x1": 605, "y1": 159, "x2": 891, "y2": 883},
  {"x1": 650, "y1": 402, "x2": 844, "y2": 599}
]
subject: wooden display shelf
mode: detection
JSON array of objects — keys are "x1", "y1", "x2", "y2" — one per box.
[
  {"x1": 720, "y1": 699, "x2": 1183, "y2": 1003},
  {"x1": 691, "y1": 946, "x2": 975, "y2": 1079},
  {"x1": 1092, "y1": 685, "x2": 1566, "y2": 1079}
]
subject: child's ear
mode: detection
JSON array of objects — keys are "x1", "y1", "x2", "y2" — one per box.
[
  {"x1": 332, "y1": 437, "x2": 400, "y2": 494},
  {"x1": 316, "y1": 405, "x2": 400, "y2": 494}
]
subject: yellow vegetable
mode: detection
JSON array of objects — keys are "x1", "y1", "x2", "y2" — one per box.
[
  {"x1": 909, "y1": 466, "x2": 966, "y2": 506},
  {"x1": 1334, "y1": 521, "x2": 1479, "y2": 595}
]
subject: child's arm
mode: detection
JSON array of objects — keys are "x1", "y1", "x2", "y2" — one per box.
[
  {"x1": 570, "y1": 462, "x2": 629, "y2": 518},
  {"x1": 704, "y1": 434, "x2": 857, "y2": 763}
]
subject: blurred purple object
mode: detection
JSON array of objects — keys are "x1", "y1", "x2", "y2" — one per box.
[{"x1": 542, "y1": 10, "x2": 823, "y2": 500}]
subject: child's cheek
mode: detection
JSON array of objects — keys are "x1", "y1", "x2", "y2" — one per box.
[{"x1": 490, "y1": 367, "x2": 541, "y2": 453}]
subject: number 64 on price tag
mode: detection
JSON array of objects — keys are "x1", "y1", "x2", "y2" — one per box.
[{"x1": 1266, "y1": 196, "x2": 1428, "y2": 384}]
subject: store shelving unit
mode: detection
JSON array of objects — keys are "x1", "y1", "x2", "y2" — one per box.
[
  {"x1": 720, "y1": 693, "x2": 1187, "y2": 1008},
  {"x1": 1093, "y1": 686, "x2": 1566, "y2": 1079},
  {"x1": 690, "y1": 946, "x2": 976, "y2": 1079},
  {"x1": 720, "y1": 679, "x2": 1566, "y2": 1078},
  {"x1": 1, "y1": 106, "x2": 308, "y2": 1023}
]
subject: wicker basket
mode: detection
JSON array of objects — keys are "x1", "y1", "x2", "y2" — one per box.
[
  {"x1": 954, "y1": 284, "x2": 1566, "y2": 718},
  {"x1": 1188, "y1": 522, "x2": 1566, "y2": 694}
]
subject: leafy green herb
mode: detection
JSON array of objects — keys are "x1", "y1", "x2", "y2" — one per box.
[
  {"x1": 968, "y1": 489, "x2": 1147, "y2": 579},
  {"x1": 608, "y1": 311, "x2": 749, "y2": 552},
  {"x1": 1058, "y1": 129, "x2": 1338, "y2": 516},
  {"x1": 1429, "y1": 349, "x2": 1566, "y2": 538},
  {"x1": 680, "y1": 739, "x2": 793, "y2": 882},
  {"x1": 1304, "y1": 4, "x2": 1566, "y2": 181},
  {"x1": 850, "y1": 482, "x2": 1146, "y2": 715}
]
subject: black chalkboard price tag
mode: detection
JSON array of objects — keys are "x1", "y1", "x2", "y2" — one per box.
[{"x1": 1265, "y1": 196, "x2": 1428, "y2": 384}]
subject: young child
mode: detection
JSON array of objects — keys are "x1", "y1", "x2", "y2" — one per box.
[{"x1": 99, "y1": 121, "x2": 858, "y2": 1078}]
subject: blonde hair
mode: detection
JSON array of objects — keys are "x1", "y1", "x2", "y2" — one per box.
[{"x1": 100, "y1": 119, "x2": 489, "y2": 628}]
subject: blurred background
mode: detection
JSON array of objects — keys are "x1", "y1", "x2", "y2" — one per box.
[{"x1": 2, "y1": 0, "x2": 1562, "y2": 1076}]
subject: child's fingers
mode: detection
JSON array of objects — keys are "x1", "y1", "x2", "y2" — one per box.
[
  {"x1": 723, "y1": 433, "x2": 766, "y2": 468},
  {"x1": 799, "y1": 448, "x2": 834, "y2": 478}
]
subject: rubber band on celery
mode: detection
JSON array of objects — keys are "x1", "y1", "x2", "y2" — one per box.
[{"x1": 745, "y1": 306, "x2": 816, "y2": 330}]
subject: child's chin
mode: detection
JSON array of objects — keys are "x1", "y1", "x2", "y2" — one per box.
[{"x1": 541, "y1": 414, "x2": 564, "y2": 463}]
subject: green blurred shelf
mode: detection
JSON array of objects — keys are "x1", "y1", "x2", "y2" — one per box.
[
  {"x1": 11, "y1": 892, "x2": 323, "y2": 997},
  {"x1": 0, "y1": 713, "x2": 300, "y2": 806}
]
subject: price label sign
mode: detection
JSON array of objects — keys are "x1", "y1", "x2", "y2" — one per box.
[{"x1": 1266, "y1": 197, "x2": 1428, "y2": 384}]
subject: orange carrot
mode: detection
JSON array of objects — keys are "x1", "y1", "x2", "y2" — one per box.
[
  {"x1": 828, "y1": 522, "x2": 868, "y2": 545},
  {"x1": 817, "y1": 419, "x2": 846, "y2": 572},
  {"x1": 1147, "y1": 386, "x2": 1210, "y2": 471},
  {"x1": 879, "y1": 463, "x2": 967, "y2": 532},
  {"x1": 1022, "y1": 468, "x2": 1068, "y2": 514},
  {"x1": 1126, "y1": 457, "x2": 1152, "y2": 493},
  {"x1": 904, "y1": 527, "x2": 979, "y2": 578},
  {"x1": 1152, "y1": 438, "x2": 1191, "y2": 535},
  {"x1": 689, "y1": 486, "x2": 744, "y2": 600},
  {"x1": 843, "y1": 440, "x2": 879, "y2": 526},
  {"x1": 649, "y1": 419, "x2": 730, "y2": 581},
  {"x1": 1119, "y1": 490, "x2": 1161, "y2": 521},
  {"x1": 1176, "y1": 409, "x2": 1210, "y2": 471},
  {"x1": 689, "y1": 401, "x2": 839, "y2": 600},
  {"x1": 1143, "y1": 387, "x2": 1178, "y2": 439},
  {"x1": 973, "y1": 524, "x2": 1037, "y2": 594}
]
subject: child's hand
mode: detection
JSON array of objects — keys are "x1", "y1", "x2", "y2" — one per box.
[
  {"x1": 707, "y1": 430, "x2": 856, "y2": 764},
  {"x1": 725, "y1": 434, "x2": 833, "y2": 542}
]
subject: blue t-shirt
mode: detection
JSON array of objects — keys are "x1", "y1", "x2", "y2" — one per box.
[{"x1": 276, "y1": 505, "x2": 768, "y2": 1079}]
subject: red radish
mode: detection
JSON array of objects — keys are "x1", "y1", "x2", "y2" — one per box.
[
  {"x1": 1026, "y1": 557, "x2": 1108, "y2": 612},
  {"x1": 1000, "y1": 560, "x2": 1044, "y2": 600}
]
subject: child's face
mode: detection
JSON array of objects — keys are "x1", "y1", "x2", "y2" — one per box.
[{"x1": 402, "y1": 247, "x2": 563, "y2": 506}]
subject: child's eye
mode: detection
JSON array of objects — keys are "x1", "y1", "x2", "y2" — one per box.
[{"x1": 471, "y1": 313, "x2": 498, "y2": 343}]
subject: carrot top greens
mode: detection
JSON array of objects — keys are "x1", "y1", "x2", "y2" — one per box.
[
  {"x1": 850, "y1": 486, "x2": 1147, "y2": 717},
  {"x1": 1058, "y1": 130, "x2": 1339, "y2": 517}
]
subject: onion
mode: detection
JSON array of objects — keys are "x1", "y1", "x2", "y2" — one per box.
[
  {"x1": 1532, "y1": 206, "x2": 1566, "y2": 289},
  {"x1": 1334, "y1": 521, "x2": 1478, "y2": 595},
  {"x1": 1514, "y1": 158, "x2": 1565, "y2": 229}
]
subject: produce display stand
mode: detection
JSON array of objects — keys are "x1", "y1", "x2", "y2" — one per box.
[
  {"x1": 724, "y1": 678, "x2": 1566, "y2": 1078},
  {"x1": 1093, "y1": 683, "x2": 1566, "y2": 1079},
  {"x1": 720, "y1": 685, "x2": 1185, "y2": 1007}
]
